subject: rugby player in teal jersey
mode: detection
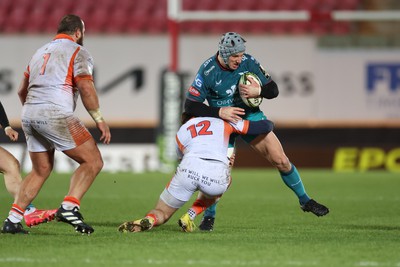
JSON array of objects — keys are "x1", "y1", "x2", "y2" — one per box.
[{"x1": 184, "y1": 32, "x2": 329, "y2": 231}]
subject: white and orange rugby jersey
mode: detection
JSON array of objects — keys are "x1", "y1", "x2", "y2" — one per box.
[
  {"x1": 24, "y1": 34, "x2": 94, "y2": 113},
  {"x1": 175, "y1": 117, "x2": 250, "y2": 165}
]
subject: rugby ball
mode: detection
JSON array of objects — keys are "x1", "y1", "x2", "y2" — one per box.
[{"x1": 238, "y1": 72, "x2": 263, "y2": 108}]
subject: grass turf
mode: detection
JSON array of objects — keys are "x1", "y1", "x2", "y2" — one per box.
[{"x1": 0, "y1": 169, "x2": 399, "y2": 267}]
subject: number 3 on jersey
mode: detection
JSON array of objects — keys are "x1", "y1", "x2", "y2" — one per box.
[
  {"x1": 187, "y1": 120, "x2": 213, "y2": 138},
  {"x1": 40, "y1": 53, "x2": 51, "y2": 75}
]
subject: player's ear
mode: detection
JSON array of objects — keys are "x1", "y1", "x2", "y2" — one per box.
[
  {"x1": 76, "y1": 29, "x2": 82, "y2": 39},
  {"x1": 74, "y1": 27, "x2": 83, "y2": 41}
]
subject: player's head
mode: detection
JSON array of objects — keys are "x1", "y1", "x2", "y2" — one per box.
[
  {"x1": 218, "y1": 32, "x2": 246, "y2": 68},
  {"x1": 181, "y1": 112, "x2": 194, "y2": 125},
  {"x1": 57, "y1": 14, "x2": 85, "y2": 46}
]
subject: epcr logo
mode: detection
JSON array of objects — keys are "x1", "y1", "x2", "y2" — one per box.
[{"x1": 366, "y1": 63, "x2": 400, "y2": 92}]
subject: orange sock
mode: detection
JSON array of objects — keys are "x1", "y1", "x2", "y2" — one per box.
[{"x1": 188, "y1": 198, "x2": 216, "y2": 220}]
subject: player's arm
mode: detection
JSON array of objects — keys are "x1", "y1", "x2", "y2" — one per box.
[
  {"x1": 0, "y1": 101, "x2": 10, "y2": 129},
  {"x1": 260, "y1": 80, "x2": 279, "y2": 99},
  {"x1": 246, "y1": 120, "x2": 274, "y2": 135},
  {"x1": 76, "y1": 78, "x2": 111, "y2": 144},
  {"x1": 0, "y1": 101, "x2": 18, "y2": 141},
  {"x1": 258, "y1": 65, "x2": 279, "y2": 99},
  {"x1": 184, "y1": 98, "x2": 220, "y2": 117},
  {"x1": 17, "y1": 74, "x2": 29, "y2": 105},
  {"x1": 184, "y1": 99, "x2": 245, "y2": 123},
  {"x1": 248, "y1": 59, "x2": 279, "y2": 99}
]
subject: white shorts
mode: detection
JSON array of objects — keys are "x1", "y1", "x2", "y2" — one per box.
[
  {"x1": 21, "y1": 103, "x2": 92, "y2": 152},
  {"x1": 161, "y1": 157, "x2": 230, "y2": 208}
]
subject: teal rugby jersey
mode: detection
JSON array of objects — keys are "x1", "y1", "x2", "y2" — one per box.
[{"x1": 186, "y1": 53, "x2": 271, "y2": 116}]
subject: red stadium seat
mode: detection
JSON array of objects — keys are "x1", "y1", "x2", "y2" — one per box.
[
  {"x1": 86, "y1": 7, "x2": 109, "y2": 33},
  {"x1": 0, "y1": 0, "x2": 363, "y2": 35},
  {"x1": 104, "y1": 7, "x2": 130, "y2": 33},
  {"x1": 2, "y1": 7, "x2": 27, "y2": 33},
  {"x1": 24, "y1": 6, "x2": 49, "y2": 33}
]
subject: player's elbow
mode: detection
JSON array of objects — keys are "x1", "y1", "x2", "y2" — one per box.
[{"x1": 261, "y1": 80, "x2": 279, "y2": 99}]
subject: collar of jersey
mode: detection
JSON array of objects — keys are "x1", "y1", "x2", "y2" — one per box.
[{"x1": 53, "y1": 34, "x2": 74, "y2": 42}]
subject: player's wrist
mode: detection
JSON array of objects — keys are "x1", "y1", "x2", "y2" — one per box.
[
  {"x1": 4, "y1": 126, "x2": 12, "y2": 132},
  {"x1": 88, "y1": 109, "x2": 105, "y2": 123}
]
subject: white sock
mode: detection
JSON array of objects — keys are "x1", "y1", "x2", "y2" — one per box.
[
  {"x1": 8, "y1": 212, "x2": 23, "y2": 223},
  {"x1": 62, "y1": 202, "x2": 79, "y2": 210}
]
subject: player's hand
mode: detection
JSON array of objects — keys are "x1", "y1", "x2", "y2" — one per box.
[
  {"x1": 5, "y1": 127, "x2": 18, "y2": 142},
  {"x1": 96, "y1": 121, "x2": 111, "y2": 144},
  {"x1": 228, "y1": 153, "x2": 236, "y2": 168},
  {"x1": 219, "y1": 107, "x2": 245, "y2": 123},
  {"x1": 239, "y1": 77, "x2": 261, "y2": 98}
]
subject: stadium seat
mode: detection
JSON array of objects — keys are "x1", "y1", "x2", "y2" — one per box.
[
  {"x1": 0, "y1": 0, "x2": 363, "y2": 35},
  {"x1": 24, "y1": 6, "x2": 49, "y2": 33},
  {"x1": 104, "y1": 7, "x2": 130, "y2": 33},
  {"x1": 86, "y1": 7, "x2": 109, "y2": 33},
  {"x1": 288, "y1": 22, "x2": 310, "y2": 34},
  {"x1": 2, "y1": 7, "x2": 27, "y2": 33},
  {"x1": 42, "y1": 8, "x2": 72, "y2": 33},
  {"x1": 257, "y1": 0, "x2": 279, "y2": 10}
]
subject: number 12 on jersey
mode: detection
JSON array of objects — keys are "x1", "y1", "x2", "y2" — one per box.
[{"x1": 187, "y1": 120, "x2": 213, "y2": 138}]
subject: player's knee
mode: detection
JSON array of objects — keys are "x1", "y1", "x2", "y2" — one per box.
[
  {"x1": 4, "y1": 156, "x2": 21, "y2": 175},
  {"x1": 271, "y1": 156, "x2": 291, "y2": 171},
  {"x1": 91, "y1": 156, "x2": 104, "y2": 173},
  {"x1": 34, "y1": 162, "x2": 53, "y2": 178}
]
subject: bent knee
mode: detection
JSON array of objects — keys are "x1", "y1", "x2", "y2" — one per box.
[
  {"x1": 4, "y1": 157, "x2": 21, "y2": 174},
  {"x1": 270, "y1": 156, "x2": 291, "y2": 171},
  {"x1": 91, "y1": 156, "x2": 104, "y2": 173}
]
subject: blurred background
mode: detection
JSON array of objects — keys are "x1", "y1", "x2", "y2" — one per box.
[{"x1": 0, "y1": 0, "x2": 399, "y2": 173}]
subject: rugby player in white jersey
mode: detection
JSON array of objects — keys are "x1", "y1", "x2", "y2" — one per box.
[
  {"x1": 118, "y1": 113, "x2": 274, "y2": 233},
  {"x1": 1, "y1": 14, "x2": 111, "y2": 235}
]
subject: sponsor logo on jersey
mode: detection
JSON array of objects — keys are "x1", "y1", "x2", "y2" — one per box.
[
  {"x1": 194, "y1": 74, "x2": 203, "y2": 87},
  {"x1": 203, "y1": 58, "x2": 213, "y2": 67},
  {"x1": 204, "y1": 66, "x2": 215, "y2": 76},
  {"x1": 188, "y1": 86, "x2": 200, "y2": 97},
  {"x1": 215, "y1": 79, "x2": 222, "y2": 86},
  {"x1": 216, "y1": 98, "x2": 235, "y2": 106}
]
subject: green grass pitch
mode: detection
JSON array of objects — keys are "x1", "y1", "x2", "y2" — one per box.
[{"x1": 0, "y1": 169, "x2": 399, "y2": 267}]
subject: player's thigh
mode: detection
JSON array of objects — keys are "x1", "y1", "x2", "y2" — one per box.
[
  {"x1": 28, "y1": 150, "x2": 55, "y2": 177},
  {"x1": 0, "y1": 146, "x2": 19, "y2": 173},
  {"x1": 250, "y1": 132, "x2": 288, "y2": 163},
  {"x1": 165, "y1": 161, "x2": 198, "y2": 203},
  {"x1": 198, "y1": 160, "x2": 230, "y2": 197},
  {"x1": 63, "y1": 137, "x2": 102, "y2": 166},
  {"x1": 159, "y1": 188, "x2": 187, "y2": 210}
]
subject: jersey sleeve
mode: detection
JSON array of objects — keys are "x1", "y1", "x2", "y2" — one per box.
[
  {"x1": 74, "y1": 47, "x2": 94, "y2": 82},
  {"x1": 245, "y1": 54, "x2": 271, "y2": 86},
  {"x1": 228, "y1": 120, "x2": 250, "y2": 135},
  {"x1": 185, "y1": 56, "x2": 215, "y2": 103},
  {"x1": 186, "y1": 72, "x2": 207, "y2": 103}
]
